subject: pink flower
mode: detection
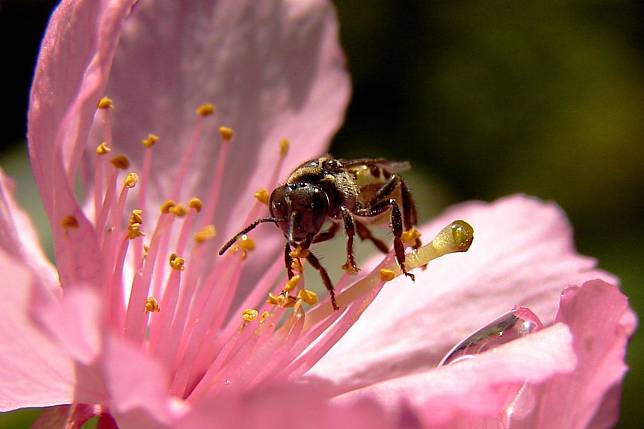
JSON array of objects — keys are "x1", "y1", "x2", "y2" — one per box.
[{"x1": 0, "y1": 1, "x2": 635, "y2": 429}]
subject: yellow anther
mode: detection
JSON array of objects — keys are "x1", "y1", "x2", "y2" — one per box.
[
  {"x1": 143, "y1": 244, "x2": 150, "y2": 255},
  {"x1": 96, "y1": 142, "x2": 111, "y2": 155},
  {"x1": 283, "y1": 295, "x2": 297, "y2": 308},
  {"x1": 61, "y1": 215, "x2": 79, "y2": 230},
  {"x1": 141, "y1": 134, "x2": 159, "y2": 148},
  {"x1": 194, "y1": 224, "x2": 216, "y2": 244},
  {"x1": 267, "y1": 293, "x2": 284, "y2": 306},
  {"x1": 289, "y1": 246, "x2": 309, "y2": 259},
  {"x1": 279, "y1": 138, "x2": 290, "y2": 156},
  {"x1": 188, "y1": 197, "x2": 202, "y2": 212},
  {"x1": 283, "y1": 274, "x2": 301, "y2": 292},
  {"x1": 241, "y1": 308, "x2": 259, "y2": 323},
  {"x1": 124, "y1": 172, "x2": 138, "y2": 188},
  {"x1": 110, "y1": 155, "x2": 130, "y2": 170},
  {"x1": 379, "y1": 268, "x2": 396, "y2": 282},
  {"x1": 145, "y1": 297, "x2": 160, "y2": 313},
  {"x1": 291, "y1": 258, "x2": 303, "y2": 273},
  {"x1": 129, "y1": 209, "x2": 144, "y2": 225},
  {"x1": 171, "y1": 204, "x2": 188, "y2": 217},
  {"x1": 254, "y1": 188, "x2": 269, "y2": 205},
  {"x1": 169, "y1": 253, "x2": 185, "y2": 271},
  {"x1": 127, "y1": 222, "x2": 144, "y2": 239},
  {"x1": 160, "y1": 200, "x2": 176, "y2": 214},
  {"x1": 259, "y1": 310, "x2": 270, "y2": 324},
  {"x1": 401, "y1": 227, "x2": 421, "y2": 246},
  {"x1": 196, "y1": 103, "x2": 215, "y2": 117},
  {"x1": 97, "y1": 97, "x2": 113, "y2": 109},
  {"x1": 297, "y1": 289, "x2": 318, "y2": 305},
  {"x1": 238, "y1": 235, "x2": 255, "y2": 251},
  {"x1": 219, "y1": 126, "x2": 233, "y2": 141}
]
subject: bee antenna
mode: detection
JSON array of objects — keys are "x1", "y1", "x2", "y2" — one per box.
[{"x1": 218, "y1": 217, "x2": 284, "y2": 255}]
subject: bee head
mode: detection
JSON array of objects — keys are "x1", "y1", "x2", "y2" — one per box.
[{"x1": 269, "y1": 183, "x2": 329, "y2": 246}]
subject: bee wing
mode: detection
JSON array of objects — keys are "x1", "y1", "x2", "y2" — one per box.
[{"x1": 336, "y1": 158, "x2": 412, "y2": 173}]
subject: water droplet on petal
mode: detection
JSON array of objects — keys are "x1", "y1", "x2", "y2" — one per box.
[
  {"x1": 438, "y1": 306, "x2": 542, "y2": 367},
  {"x1": 438, "y1": 306, "x2": 544, "y2": 428}
]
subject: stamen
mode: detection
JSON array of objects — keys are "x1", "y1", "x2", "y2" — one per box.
[
  {"x1": 169, "y1": 253, "x2": 185, "y2": 271},
  {"x1": 289, "y1": 247, "x2": 309, "y2": 259},
  {"x1": 124, "y1": 208, "x2": 173, "y2": 342},
  {"x1": 199, "y1": 125, "x2": 234, "y2": 227},
  {"x1": 60, "y1": 215, "x2": 79, "y2": 230},
  {"x1": 218, "y1": 126, "x2": 233, "y2": 141},
  {"x1": 128, "y1": 222, "x2": 144, "y2": 240},
  {"x1": 241, "y1": 309, "x2": 259, "y2": 323},
  {"x1": 291, "y1": 258, "x2": 303, "y2": 273},
  {"x1": 145, "y1": 297, "x2": 160, "y2": 313},
  {"x1": 283, "y1": 274, "x2": 301, "y2": 292},
  {"x1": 279, "y1": 138, "x2": 289, "y2": 156},
  {"x1": 142, "y1": 133, "x2": 159, "y2": 148},
  {"x1": 194, "y1": 224, "x2": 216, "y2": 244},
  {"x1": 124, "y1": 172, "x2": 138, "y2": 188},
  {"x1": 110, "y1": 155, "x2": 130, "y2": 170},
  {"x1": 171, "y1": 204, "x2": 188, "y2": 217},
  {"x1": 401, "y1": 227, "x2": 421, "y2": 246},
  {"x1": 297, "y1": 289, "x2": 318, "y2": 306},
  {"x1": 96, "y1": 142, "x2": 111, "y2": 155},
  {"x1": 282, "y1": 295, "x2": 298, "y2": 308},
  {"x1": 171, "y1": 104, "x2": 214, "y2": 200},
  {"x1": 97, "y1": 97, "x2": 113, "y2": 109},
  {"x1": 234, "y1": 234, "x2": 255, "y2": 260},
  {"x1": 188, "y1": 197, "x2": 202, "y2": 212},
  {"x1": 195, "y1": 103, "x2": 215, "y2": 117},
  {"x1": 94, "y1": 142, "x2": 110, "y2": 218},
  {"x1": 160, "y1": 200, "x2": 177, "y2": 214},
  {"x1": 379, "y1": 268, "x2": 396, "y2": 282},
  {"x1": 254, "y1": 188, "x2": 269, "y2": 205},
  {"x1": 129, "y1": 209, "x2": 144, "y2": 225},
  {"x1": 135, "y1": 134, "x2": 158, "y2": 266},
  {"x1": 175, "y1": 199, "x2": 202, "y2": 255}
]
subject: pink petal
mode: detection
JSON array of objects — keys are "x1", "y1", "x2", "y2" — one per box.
[
  {"x1": 309, "y1": 195, "x2": 615, "y2": 388},
  {"x1": 28, "y1": 0, "x2": 137, "y2": 186},
  {"x1": 512, "y1": 280, "x2": 637, "y2": 429},
  {"x1": 102, "y1": 335, "x2": 173, "y2": 428},
  {"x1": 28, "y1": 1, "x2": 137, "y2": 288},
  {"x1": 35, "y1": 287, "x2": 102, "y2": 365},
  {"x1": 0, "y1": 249, "x2": 74, "y2": 411},
  {"x1": 105, "y1": 0, "x2": 350, "y2": 242},
  {"x1": 0, "y1": 170, "x2": 57, "y2": 293},
  {"x1": 176, "y1": 382, "x2": 403, "y2": 429},
  {"x1": 333, "y1": 322, "x2": 576, "y2": 426}
]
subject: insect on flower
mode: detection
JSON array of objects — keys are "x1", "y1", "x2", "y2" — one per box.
[{"x1": 219, "y1": 157, "x2": 422, "y2": 310}]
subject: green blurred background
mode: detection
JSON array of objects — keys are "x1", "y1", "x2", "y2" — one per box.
[{"x1": 0, "y1": 0, "x2": 642, "y2": 427}]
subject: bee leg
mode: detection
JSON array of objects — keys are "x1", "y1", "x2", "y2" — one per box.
[
  {"x1": 306, "y1": 252, "x2": 339, "y2": 310},
  {"x1": 312, "y1": 221, "x2": 340, "y2": 243},
  {"x1": 370, "y1": 173, "x2": 399, "y2": 204},
  {"x1": 340, "y1": 207, "x2": 359, "y2": 274},
  {"x1": 355, "y1": 220, "x2": 389, "y2": 254},
  {"x1": 371, "y1": 174, "x2": 422, "y2": 250},
  {"x1": 356, "y1": 199, "x2": 415, "y2": 281},
  {"x1": 399, "y1": 179, "x2": 421, "y2": 249},
  {"x1": 284, "y1": 242, "x2": 294, "y2": 279}
]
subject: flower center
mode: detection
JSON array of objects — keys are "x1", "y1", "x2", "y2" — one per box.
[{"x1": 63, "y1": 96, "x2": 474, "y2": 401}]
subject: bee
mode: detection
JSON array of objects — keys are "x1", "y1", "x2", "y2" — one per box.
[{"x1": 219, "y1": 157, "x2": 421, "y2": 310}]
